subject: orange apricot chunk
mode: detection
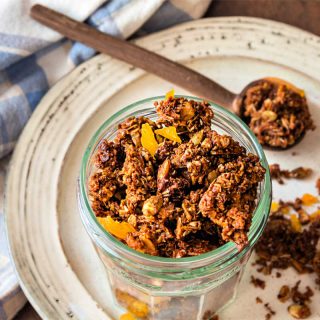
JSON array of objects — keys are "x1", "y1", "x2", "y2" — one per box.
[
  {"x1": 97, "y1": 216, "x2": 135, "y2": 240},
  {"x1": 155, "y1": 126, "x2": 182, "y2": 143}
]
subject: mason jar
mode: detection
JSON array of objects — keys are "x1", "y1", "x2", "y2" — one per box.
[{"x1": 78, "y1": 96, "x2": 271, "y2": 320}]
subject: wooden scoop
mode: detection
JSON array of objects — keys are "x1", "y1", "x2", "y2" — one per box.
[{"x1": 30, "y1": 5, "x2": 310, "y2": 150}]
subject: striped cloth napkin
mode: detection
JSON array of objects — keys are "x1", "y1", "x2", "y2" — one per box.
[{"x1": 0, "y1": 0, "x2": 211, "y2": 319}]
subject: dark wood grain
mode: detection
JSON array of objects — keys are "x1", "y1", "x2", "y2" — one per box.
[
  {"x1": 205, "y1": 0, "x2": 320, "y2": 37},
  {"x1": 30, "y1": 5, "x2": 235, "y2": 107}
]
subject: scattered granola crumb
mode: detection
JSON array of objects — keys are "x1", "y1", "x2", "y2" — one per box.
[
  {"x1": 251, "y1": 276, "x2": 266, "y2": 289},
  {"x1": 277, "y1": 285, "x2": 291, "y2": 303},
  {"x1": 264, "y1": 302, "x2": 276, "y2": 319},
  {"x1": 276, "y1": 272, "x2": 282, "y2": 278},
  {"x1": 291, "y1": 281, "x2": 313, "y2": 305},
  {"x1": 269, "y1": 163, "x2": 312, "y2": 184},
  {"x1": 254, "y1": 209, "x2": 320, "y2": 280},
  {"x1": 256, "y1": 296, "x2": 263, "y2": 304}
]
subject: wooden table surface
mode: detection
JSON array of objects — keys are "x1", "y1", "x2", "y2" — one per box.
[{"x1": 14, "y1": 0, "x2": 320, "y2": 319}]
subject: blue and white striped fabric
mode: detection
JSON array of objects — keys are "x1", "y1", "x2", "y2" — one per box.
[{"x1": 0, "y1": 0, "x2": 211, "y2": 319}]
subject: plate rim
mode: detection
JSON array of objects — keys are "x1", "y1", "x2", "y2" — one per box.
[{"x1": 5, "y1": 16, "x2": 320, "y2": 319}]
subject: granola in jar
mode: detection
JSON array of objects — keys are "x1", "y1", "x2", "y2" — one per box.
[{"x1": 89, "y1": 95, "x2": 266, "y2": 257}]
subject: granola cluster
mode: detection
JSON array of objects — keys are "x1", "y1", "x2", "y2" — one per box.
[
  {"x1": 254, "y1": 199, "x2": 320, "y2": 283},
  {"x1": 89, "y1": 96, "x2": 266, "y2": 257},
  {"x1": 240, "y1": 80, "x2": 314, "y2": 149}
]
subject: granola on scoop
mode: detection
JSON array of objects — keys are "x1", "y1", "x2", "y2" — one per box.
[
  {"x1": 240, "y1": 80, "x2": 314, "y2": 149},
  {"x1": 89, "y1": 96, "x2": 266, "y2": 257}
]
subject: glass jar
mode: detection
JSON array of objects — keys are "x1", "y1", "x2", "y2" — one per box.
[{"x1": 78, "y1": 96, "x2": 271, "y2": 320}]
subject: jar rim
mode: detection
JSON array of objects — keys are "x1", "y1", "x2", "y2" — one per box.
[{"x1": 79, "y1": 95, "x2": 271, "y2": 268}]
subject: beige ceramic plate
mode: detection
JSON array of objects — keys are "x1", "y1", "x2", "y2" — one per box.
[{"x1": 5, "y1": 17, "x2": 320, "y2": 320}]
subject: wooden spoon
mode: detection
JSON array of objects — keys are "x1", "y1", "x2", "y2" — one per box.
[{"x1": 30, "y1": 4, "x2": 312, "y2": 150}]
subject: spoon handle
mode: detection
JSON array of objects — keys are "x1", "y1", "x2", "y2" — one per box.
[{"x1": 30, "y1": 4, "x2": 235, "y2": 107}]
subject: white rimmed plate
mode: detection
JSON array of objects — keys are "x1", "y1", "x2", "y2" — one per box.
[{"x1": 5, "y1": 17, "x2": 320, "y2": 320}]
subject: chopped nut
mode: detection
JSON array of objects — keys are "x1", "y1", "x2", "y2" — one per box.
[
  {"x1": 207, "y1": 170, "x2": 218, "y2": 183},
  {"x1": 142, "y1": 195, "x2": 163, "y2": 216},
  {"x1": 262, "y1": 110, "x2": 277, "y2": 121},
  {"x1": 288, "y1": 304, "x2": 311, "y2": 319},
  {"x1": 277, "y1": 285, "x2": 291, "y2": 302},
  {"x1": 181, "y1": 101, "x2": 196, "y2": 120},
  {"x1": 190, "y1": 130, "x2": 204, "y2": 145}
]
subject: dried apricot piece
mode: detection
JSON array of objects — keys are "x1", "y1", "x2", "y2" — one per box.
[
  {"x1": 301, "y1": 193, "x2": 318, "y2": 206},
  {"x1": 97, "y1": 216, "x2": 135, "y2": 240},
  {"x1": 141, "y1": 123, "x2": 158, "y2": 157},
  {"x1": 165, "y1": 89, "x2": 174, "y2": 100},
  {"x1": 129, "y1": 300, "x2": 149, "y2": 318},
  {"x1": 271, "y1": 202, "x2": 279, "y2": 212},
  {"x1": 116, "y1": 290, "x2": 149, "y2": 318},
  {"x1": 290, "y1": 214, "x2": 302, "y2": 233},
  {"x1": 155, "y1": 126, "x2": 181, "y2": 143},
  {"x1": 120, "y1": 313, "x2": 136, "y2": 320}
]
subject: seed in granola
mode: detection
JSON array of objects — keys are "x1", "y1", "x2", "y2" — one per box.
[{"x1": 288, "y1": 304, "x2": 311, "y2": 319}]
